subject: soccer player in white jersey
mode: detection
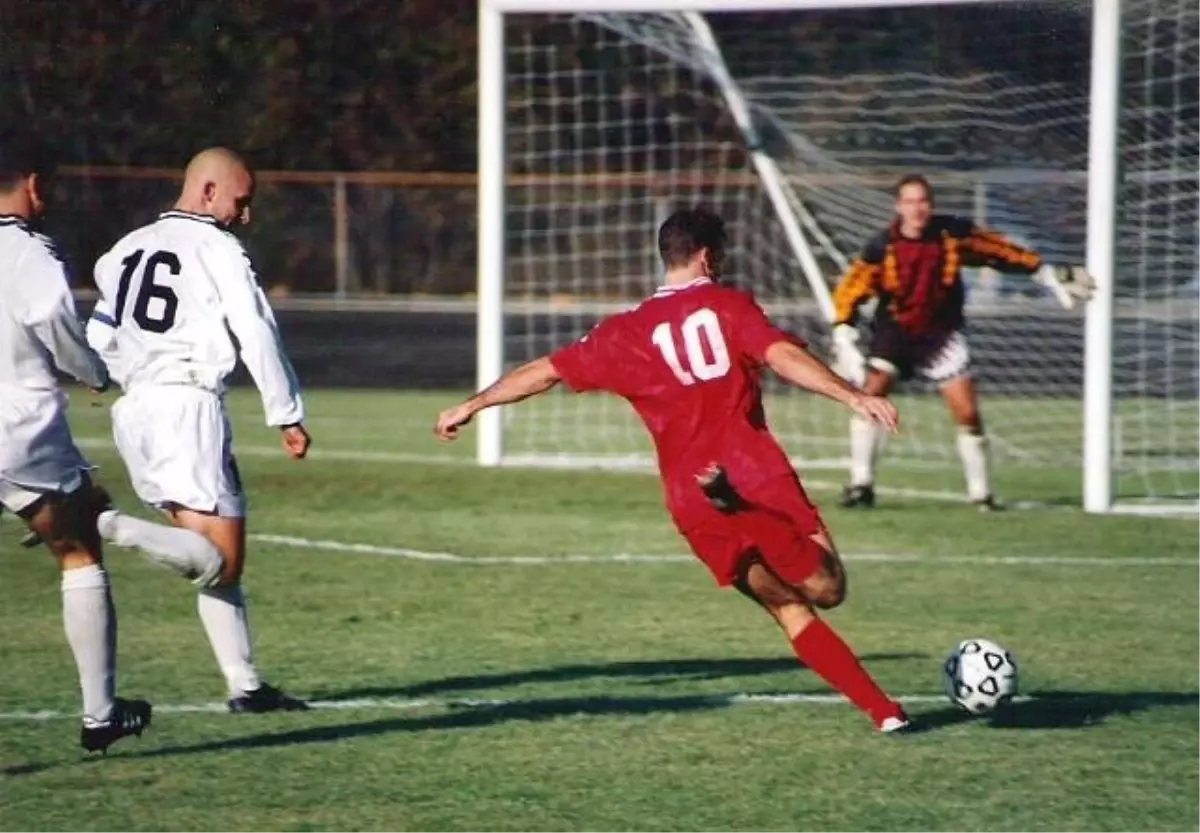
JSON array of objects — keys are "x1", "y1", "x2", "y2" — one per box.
[
  {"x1": 88, "y1": 147, "x2": 311, "y2": 714},
  {"x1": 0, "y1": 133, "x2": 238, "y2": 753}
]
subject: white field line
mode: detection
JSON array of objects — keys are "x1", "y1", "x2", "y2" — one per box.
[
  {"x1": 74, "y1": 437, "x2": 463, "y2": 467},
  {"x1": 69, "y1": 436, "x2": 1056, "y2": 508},
  {"x1": 250, "y1": 533, "x2": 1199, "y2": 568},
  {"x1": 0, "y1": 692, "x2": 980, "y2": 722}
]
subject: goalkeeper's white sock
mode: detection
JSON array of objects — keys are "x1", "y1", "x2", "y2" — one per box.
[
  {"x1": 849, "y1": 415, "x2": 882, "y2": 487},
  {"x1": 956, "y1": 428, "x2": 992, "y2": 501},
  {"x1": 97, "y1": 510, "x2": 224, "y2": 587}
]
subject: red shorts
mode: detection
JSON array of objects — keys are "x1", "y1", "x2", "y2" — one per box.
[{"x1": 680, "y1": 473, "x2": 826, "y2": 587}]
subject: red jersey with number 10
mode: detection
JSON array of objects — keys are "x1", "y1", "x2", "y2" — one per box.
[{"x1": 549, "y1": 278, "x2": 804, "y2": 530}]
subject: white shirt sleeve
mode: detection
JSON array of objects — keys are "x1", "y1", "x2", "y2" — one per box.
[
  {"x1": 86, "y1": 297, "x2": 117, "y2": 354},
  {"x1": 84, "y1": 297, "x2": 123, "y2": 385},
  {"x1": 24, "y1": 248, "x2": 109, "y2": 390},
  {"x1": 205, "y1": 240, "x2": 305, "y2": 427}
]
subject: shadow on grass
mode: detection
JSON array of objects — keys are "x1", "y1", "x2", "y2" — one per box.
[
  {"x1": 128, "y1": 694, "x2": 729, "y2": 759},
  {"x1": 0, "y1": 655, "x2": 924, "y2": 773},
  {"x1": 910, "y1": 690, "x2": 1200, "y2": 733},
  {"x1": 125, "y1": 689, "x2": 1197, "y2": 760},
  {"x1": 0, "y1": 761, "x2": 55, "y2": 778},
  {"x1": 311, "y1": 653, "x2": 925, "y2": 700}
]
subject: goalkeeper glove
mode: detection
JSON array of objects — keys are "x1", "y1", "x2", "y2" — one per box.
[
  {"x1": 1034, "y1": 264, "x2": 1095, "y2": 309},
  {"x1": 831, "y1": 323, "x2": 867, "y2": 387}
]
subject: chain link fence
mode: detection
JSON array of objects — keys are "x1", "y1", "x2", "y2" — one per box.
[
  {"x1": 50, "y1": 168, "x2": 478, "y2": 296},
  {"x1": 49, "y1": 166, "x2": 1100, "y2": 301}
]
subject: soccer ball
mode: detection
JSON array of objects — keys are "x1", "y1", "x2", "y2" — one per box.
[{"x1": 942, "y1": 638, "x2": 1019, "y2": 714}]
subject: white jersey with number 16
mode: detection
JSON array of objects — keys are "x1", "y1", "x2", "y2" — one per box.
[{"x1": 89, "y1": 210, "x2": 303, "y2": 427}]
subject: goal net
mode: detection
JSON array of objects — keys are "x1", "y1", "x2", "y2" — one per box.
[{"x1": 489, "y1": 0, "x2": 1199, "y2": 510}]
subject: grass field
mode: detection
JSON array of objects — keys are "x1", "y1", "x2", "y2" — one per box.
[
  {"x1": 1, "y1": 389, "x2": 1197, "y2": 831},
  {"x1": 507, "y1": 388, "x2": 1200, "y2": 505}
]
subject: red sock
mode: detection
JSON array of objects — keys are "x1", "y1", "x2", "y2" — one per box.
[{"x1": 790, "y1": 618, "x2": 902, "y2": 726}]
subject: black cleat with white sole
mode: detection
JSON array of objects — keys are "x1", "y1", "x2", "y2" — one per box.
[
  {"x1": 80, "y1": 698, "x2": 153, "y2": 754},
  {"x1": 228, "y1": 683, "x2": 309, "y2": 714},
  {"x1": 840, "y1": 484, "x2": 876, "y2": 509}
]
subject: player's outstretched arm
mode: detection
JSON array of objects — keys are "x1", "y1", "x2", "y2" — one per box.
[
  {"x1": 959, "y1": 223, "x2": 1094, "y2": 309},
  {"x1": 435, "y1": 356, "x2": 562, "y2": 441},
  {"x1": 829, "y1": 247, "x2": 883, "y2": 385},
  {"x1": 764, "y1": 340, "x2": 898, "y2": 433},
  {"x1": 832, "y1": 257, "x2": 880, "y2": 326}
]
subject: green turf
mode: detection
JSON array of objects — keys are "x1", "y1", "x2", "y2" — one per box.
[
  {"x1": 507, "y1": 388, "x2": 1200, "y2": 503},
  {"x1": 1, "y1": 389, "x2": 1197, "y2": 831}
]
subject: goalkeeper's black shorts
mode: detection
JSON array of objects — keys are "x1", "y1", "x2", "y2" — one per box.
[{"x1": 867, "y1": 321, "x2": 971, "y2": 384}]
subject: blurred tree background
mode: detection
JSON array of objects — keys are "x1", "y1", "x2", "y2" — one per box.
[
  {"x1": 0, "y1": 0, "x2": 484, "y2": 291},
  {"x1": 0, "y1": 0, "x2": 1087, "y2": 171},
  {"x1": 0, "y1": 0, "x2": 479, "y2": 170}
]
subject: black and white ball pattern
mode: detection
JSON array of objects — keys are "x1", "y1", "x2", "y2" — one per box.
[{"x1": 942, "y1": 638, "x2": 1019, "y2": 714}]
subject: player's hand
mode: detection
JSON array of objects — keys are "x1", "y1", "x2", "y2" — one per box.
[
  {"x1": 831, "y1": 324, "x2": 866, "y2": 386},
  {"x1": 435, "y1": 403, "x2": 476, "y2": 441},
  {"x1": 1035, "y1": 264, "x2": 1095, "y2": 309},
  {"x1": 280, "y1": 424, "x2": 311, "y2": 460},
  {"x1": 849, "y1": 393, "x2": 899, "y2": 434}
]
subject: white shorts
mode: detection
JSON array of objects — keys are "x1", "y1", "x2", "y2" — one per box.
[
  {"x1": 0, "y1": 471, "x2": 86, "y2": 514},
  {"x1": 868, "y1": 330, "x2": 972, "y2": 385},
  {"x1": 0, "y1": 387, "x2": 90, "y2": 513},
  {"x1": 112, "y1": 386, "x2": 246, "y2": 518}
]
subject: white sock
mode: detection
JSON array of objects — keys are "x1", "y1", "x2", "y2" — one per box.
[
  {"x1": 849, "y1": 415, "x2": 882, "y2": 487},
  {"x1": 957, "y1": 429, "x2": 992, "y2": 501},
  {"x1": 61, "y1": 564, "x2": 117, "y2": 724},
  {"x1": 197, "y1": 585, "x2": 261, "y2": 697},
  {"x1": 98, "y1": 510, "x2": 224, "y2": 587}
]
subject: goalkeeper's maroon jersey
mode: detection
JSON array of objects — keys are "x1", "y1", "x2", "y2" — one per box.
[{"x1": 550, "y1": 278, "x2": 803, "y2": 529}]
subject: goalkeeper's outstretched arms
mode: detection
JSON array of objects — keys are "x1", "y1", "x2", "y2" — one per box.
[
  {"x1": 957, "y1": 222, "x2": 1096, "y2": 309},
  {"x1": 435, "y1": 356, "x2": 561, "y2": 441},
  {"x1": 829, "y1": 236, "x2": 885, "y2": 384}
]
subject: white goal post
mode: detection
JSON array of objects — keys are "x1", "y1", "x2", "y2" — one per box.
[{"x1": 477, "y1": 0, "x2": 1199, "y2": 514}]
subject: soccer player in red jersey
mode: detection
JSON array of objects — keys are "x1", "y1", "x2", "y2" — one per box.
[{"x1": 435, "y1": 207, "x2": 911, "y2": 733}]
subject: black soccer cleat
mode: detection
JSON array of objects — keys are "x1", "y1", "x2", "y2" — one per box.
[
  {"x1": 228, "y1": 683, "x2": 309, "y2": 714},
  {"x1": 696, "y1": 464, "x2": 746, "y2": 514},
  {"x1": 80, "y1": 697, "x2": 153, "y2": 754},
  {"x1": 973, "y1": 495, "x2": 1006, "y2": 513},
  {"x1": 19, "y1": 529, "x2": 43, "y2": 549},
  {"x1": 840, "y1": 484, "x2": 876, "y2": 509}
]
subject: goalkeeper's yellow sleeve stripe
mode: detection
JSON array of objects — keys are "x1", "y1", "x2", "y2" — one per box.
[
  {"x1": 833, "y1": 259, "x2": 879, "y2": 325},
  {"x1": 962, "y1": 228, "x2": 1042, "y2": 272}
]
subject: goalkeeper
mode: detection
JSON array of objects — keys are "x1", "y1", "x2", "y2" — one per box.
[{"x1": 831, "y1": 174, "x2": 1093, "y2": 510}]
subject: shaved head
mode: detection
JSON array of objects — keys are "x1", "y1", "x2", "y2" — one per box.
[{"x1": 175, "y1": 147, "x2": 255, "y2": 229}]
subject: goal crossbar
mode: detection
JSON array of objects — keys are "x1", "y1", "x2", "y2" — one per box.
[{"x1": 485, "y1": 0, "x2": 1020, "y2": 11}]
